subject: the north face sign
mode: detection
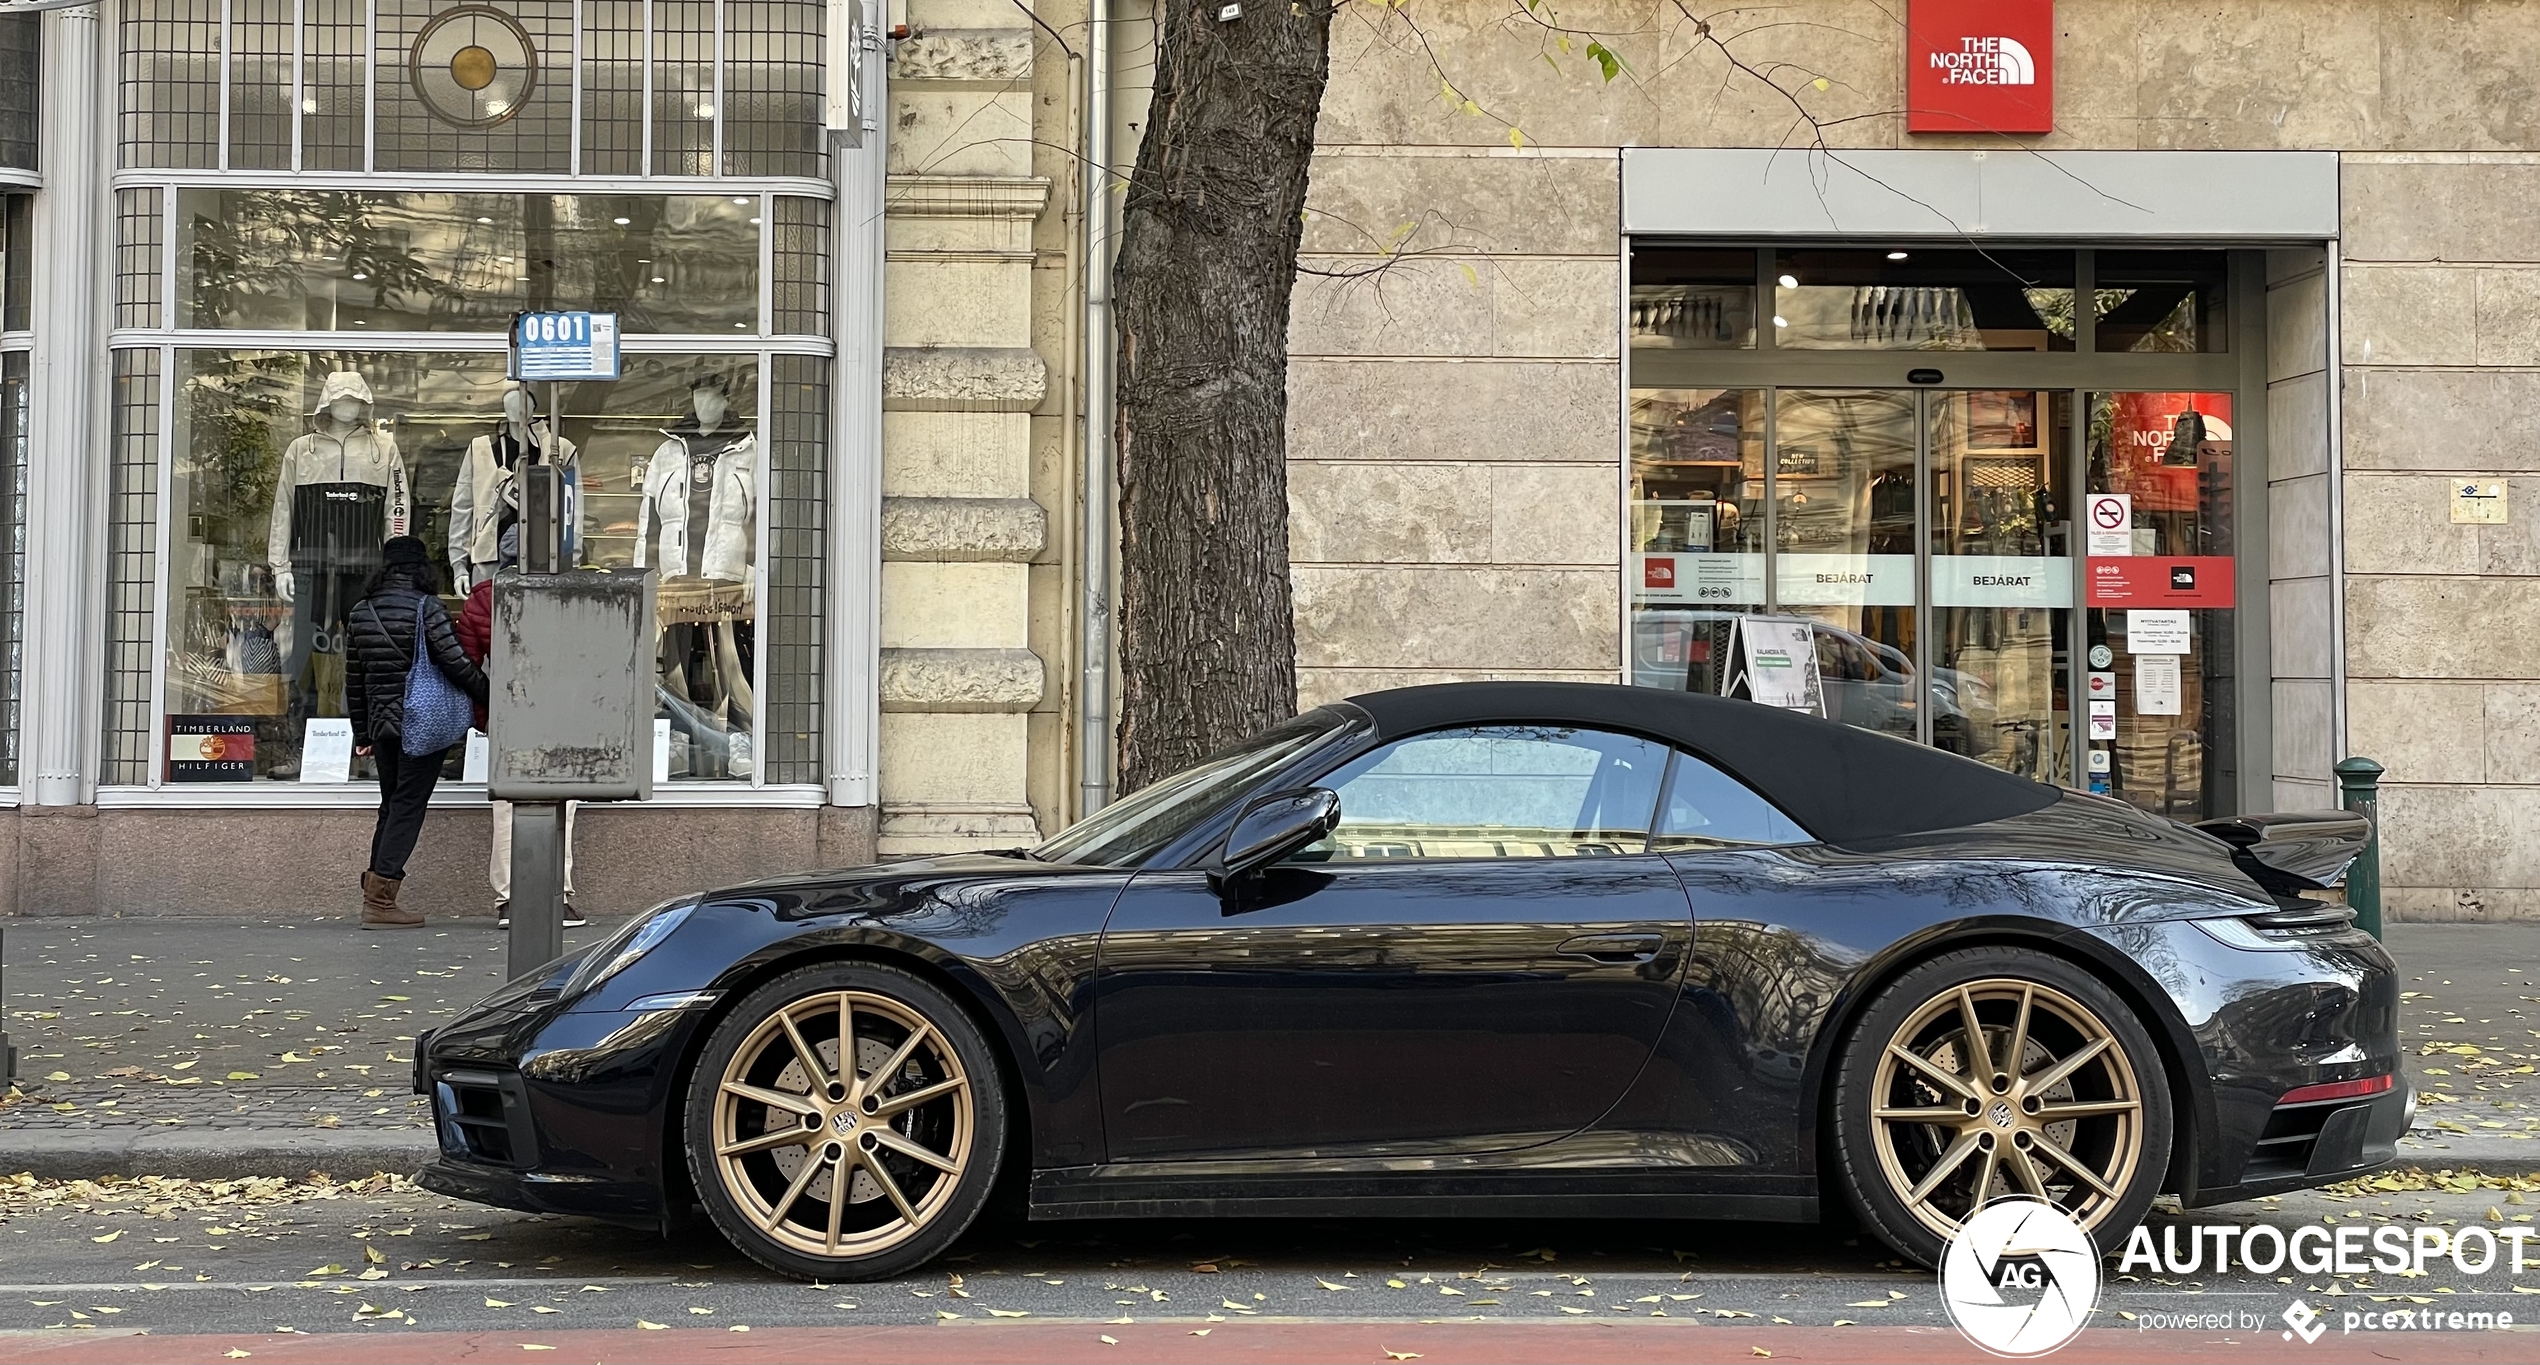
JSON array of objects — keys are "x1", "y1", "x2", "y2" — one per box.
[{"x1": 1908, "y1": 0, "x2": 2054, "y2": 133}]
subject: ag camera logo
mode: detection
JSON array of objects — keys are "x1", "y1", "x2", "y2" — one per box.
[{"x1": 1941, "y1": 1198, "x2": 2101, "y2": 1357}]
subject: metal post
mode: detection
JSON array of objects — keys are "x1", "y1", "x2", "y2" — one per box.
[
  {"x1": 2335, "y1": 755, "x2": 2384, "y2": 938},
  {"x1": 506, "y1": 800, "x2": 567, "y2": 978},
  {"x1": 2, "y1": 924, "x2": 17, "y2": 1084}
]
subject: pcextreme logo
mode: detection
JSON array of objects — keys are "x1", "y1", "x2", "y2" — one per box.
[
  {"x1": 1929, "y1": 35, "x2": 2037, "y2": 86},
  {"x1": 1939, "y1": 1198, "x2": 2100, "y2": 1357}
]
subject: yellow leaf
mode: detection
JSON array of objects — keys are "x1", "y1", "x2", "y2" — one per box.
[
  {"x1": 171, "y1": 1060, "x2": 197, "y2": 1071},
  {"x1": 1460, "y1": 100, "x2": 1482, "y2": 116},
  {"x1": 1811, "y1": 77, "x2": 1828, "y2": 91},
  {"x1": 638, "y1": 1320, "x2": 667, "y2": 1329},
  {"x1": 485, "y1": 1299, "x2": 512, "y2": 1308},
  {"x1": 281, "y1": 1052, "x2": 309, "y2": 1063},
  {"x1": 357, "y1": 1269, "x2": 388, "y2": 1281},
  {"x1": 1317, "y1": 1279, "x2": 1353, "y2": 1292},
  {"x1": 1386, "y1": 1352, "x2": 1423, "y2": 1362},
  {"x1": 1386, "y1": 1279, "x2": 1407, "y2": 1289},
  {"x1": 987, "y1": 1309, "x2": 1029, "y2": 1318},
  {"x1": 1754, "y1": 1351, "x2": 1774, "y2": 1360},
  {"x1": 1846, "y1": 1299, "x2": 1893, "y2": 1308},
  {"x1": 229, "y1": 1071, "x2": 260, "y2": 1080},
  {"x1": 381, "y1": 995, "x2": 410, "y2": 1002},
  {"x1": 531, "y1": 1306, "x2": 559, "y2": 1314},
  {"x1": 1507, "y1": 127, "x2": 1525, "y2": 150},
  {"x1": 1559, "y1": 1305, "x2": 1590, "y2": 1314},
  {"x1": 729, "y1": 1326, "x2": 749, "y2": 1332},
  {"x1": 1438, "y1": 1285, "x2": 1463, "y2": 1295},
  {"x1": 1190, "y1": 1329, "x2": 1212, "y2": 1337},
  {"x1": 91, "y1": 1232, "x2": 122, "y2": 1244},
  {"x1": 1099, "y1": 1336, "x2": 1119, "y2": 1345},
  {"x1": 45, "y1": 1070, "x2": 70, "y2": 1082},
  {"x1": 938, "y1": 1310, "x2": 961, "y2": 1321},
  {"x1": 1557, "y1": 34, "x2": 1571, "y2": 52},
  {"x1": 689, "y1": 1307, "x2": 713, "y2": 1315},
  {"x1": 225, "y1": 1353, "x2": 252, "y2": 1360},
  {"x1": 521, "y1": 1349, "x2": 556, "y2": 1354}
]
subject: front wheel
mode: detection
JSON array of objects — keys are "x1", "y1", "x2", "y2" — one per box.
[
  {"x1": 1830, "y1": 947, "x2": 2172, "y2": 1267},
  {"x1": 685, "y1": 961, "x2": 1007, "y2": 1281}
]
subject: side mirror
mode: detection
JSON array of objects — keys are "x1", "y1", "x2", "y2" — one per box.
[{"x1": 1208, "y1": 787, "x2": 1341, "y2": 890}]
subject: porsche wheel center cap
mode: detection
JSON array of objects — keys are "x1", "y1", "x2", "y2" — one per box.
[
  {"x1": 831, "y1": 1111, "x2": 858, "y2": 1134},
  {"x1": 1989, "y1": 1102, "x2": 2015, "y2": 1129}
]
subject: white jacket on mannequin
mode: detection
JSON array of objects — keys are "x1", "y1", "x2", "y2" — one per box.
[
  {"x1": 267, "y1": 424, "x2": 411, "y2": 584},
  {"x1": 449, "y1": 420, "x2": 580, "y2": 585},
  {"x1": 634, "y1": 428, "x2": 756, "y2": 582}
]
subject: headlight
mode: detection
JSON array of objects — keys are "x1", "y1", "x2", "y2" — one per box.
[{"x1": 564, "y1": 900, "x2": 697, "y2": 998}]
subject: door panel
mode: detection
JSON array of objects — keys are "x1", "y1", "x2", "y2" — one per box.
[{"x1": 1094, "y1": 858, "x2": 1694, "y2": 1161}]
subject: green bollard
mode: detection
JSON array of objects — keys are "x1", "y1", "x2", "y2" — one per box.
[{"x1": 2335, "y1": 756, "x2": 2384, "y2": 939}]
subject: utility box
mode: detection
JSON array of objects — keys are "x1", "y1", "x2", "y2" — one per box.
[{"x1": 489, "y1": 568, "x2": 657, "y2": 802}]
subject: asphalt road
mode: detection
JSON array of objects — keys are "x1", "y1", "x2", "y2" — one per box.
[{"x1": 5, "y1": 1173, "x2": 2540, "y2": 1339}]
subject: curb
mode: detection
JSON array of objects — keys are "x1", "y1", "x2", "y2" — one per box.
[
  {"x1": 0, "y1": 1128, "x2": 434, "y2": 1181},
  {"x1": 2390, "y1": 1132, "x2": 2540, "y2": 1178}
]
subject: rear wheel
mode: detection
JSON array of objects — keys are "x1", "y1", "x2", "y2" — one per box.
[
  {"x1": 1831, "y1": 947, "x2": 2171, "y2": 1266},
  {"x1": 685, "y1": 962, "x2": 1006, "y2": 1281}
]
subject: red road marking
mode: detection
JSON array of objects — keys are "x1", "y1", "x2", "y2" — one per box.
[{"x1": 7, "y1": 1322, "x2": 2540, "y2": 1365}]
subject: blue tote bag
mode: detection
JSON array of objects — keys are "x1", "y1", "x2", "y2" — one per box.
[{"x1": 363, "y1": 597, "x2": 474, "y2": 756}]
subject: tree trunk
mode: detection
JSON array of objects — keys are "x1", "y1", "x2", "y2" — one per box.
[{"x1": 1109, "y1": 0, "x2": 1332, "y2": 793}]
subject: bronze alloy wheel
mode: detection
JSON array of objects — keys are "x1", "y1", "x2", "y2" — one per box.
[
  {"x1": 709, "y1": 989, "x2": 974, "y2": 1260},
  {"x1": 1868, "y1": 977, "x2": 2146, "y2": 1241}
]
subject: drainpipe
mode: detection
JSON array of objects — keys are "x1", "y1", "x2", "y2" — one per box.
[
  {"x1": 2323, "y1": 240, "x2": 2349, "y2": 772},
  {"x1": 1055, "y1": 46, "x2": 1086, "y2": 822},
  {"x1": 1078, "y1": 0, "x2": 1115, "y2": 816}
]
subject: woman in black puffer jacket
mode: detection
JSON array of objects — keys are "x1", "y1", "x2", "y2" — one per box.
[{"x1": 345, "y1": 536, "x2": 488, "y2": 929}]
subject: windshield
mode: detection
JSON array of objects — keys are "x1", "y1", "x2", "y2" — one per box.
[{"x1": 1034, "y1": 711, "x2": 1349, "y2": 868}]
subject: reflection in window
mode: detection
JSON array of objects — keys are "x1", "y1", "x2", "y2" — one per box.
[
  {"x1": 0, "y1": 14, "x2": 35, "y2": 171},
  {"x1": 1629, "y1": 245, "x2": 1756, "y2": 350},
  {"x1": 373, "y1": 0, "x2": 575, "y2": 174},
  {"x1": 1651, "y1": 752, "x2": 1807, "y2": 850},
  {"x1": 1774, "y1": 249, "x2": 2076, "y2": 352},
  {"x1": 1307, "y1": 726, "x2": 1668, "y2": 860},
  {"x1": 119, "y1": 0, "x2": 221, "y2": 170},
  {"x1": 2095, "y1": 251, "x2": 2228, "y2": 354},
  {"x1": 1630, "y1": 388, "x2": 1764, "y2": 693},
  {"x1": 2, "y1": 194, "x2": 31, "y2": 332},
  {"x1": 174, "y1": 190, "x2": 763, "y2": 334},
  {"x1": 0, "y1": 351, "x2": 24, "y2": 784}
]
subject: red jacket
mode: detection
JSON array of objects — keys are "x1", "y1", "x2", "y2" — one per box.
[{"x1": 458, "y1": 579, "x2": 493, "y2": 731}]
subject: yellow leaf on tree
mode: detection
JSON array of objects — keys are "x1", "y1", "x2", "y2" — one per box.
[{"x1": 1507, "y1": 127, "x2": 1525, "y2": 150}]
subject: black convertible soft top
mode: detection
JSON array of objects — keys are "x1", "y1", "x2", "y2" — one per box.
[{"x1": 1341, "y1": 681, "x2": 2061, "y2": 846}]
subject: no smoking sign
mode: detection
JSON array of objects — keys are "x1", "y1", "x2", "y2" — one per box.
[{"x1": 2086, "y1": 492, "x2": 2132, "y2": 557}]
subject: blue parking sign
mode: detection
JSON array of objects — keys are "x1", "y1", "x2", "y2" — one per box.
[{"x1": 511, "y1": 311, "x2": 621, "y2": 381}]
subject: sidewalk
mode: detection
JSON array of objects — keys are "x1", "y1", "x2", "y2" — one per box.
[
  {"x1": 0, "y1": 918, "x2": 2532, "y2": 1181},
  {"x1": 0, "y1": 917, "x2": 616, "y2": 1178}
]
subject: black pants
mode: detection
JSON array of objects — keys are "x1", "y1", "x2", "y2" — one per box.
[{"x1": 369, "y1": 744, "x2": 450, "y2": 880}]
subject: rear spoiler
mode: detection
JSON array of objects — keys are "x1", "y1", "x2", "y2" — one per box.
[{"x1": 2192, "y1": 809, "x2": 2372, "y2": 898}]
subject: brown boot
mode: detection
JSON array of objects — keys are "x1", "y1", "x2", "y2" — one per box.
[{"x1": 362, "y1": 870, "x2": 423, "y2": 930}]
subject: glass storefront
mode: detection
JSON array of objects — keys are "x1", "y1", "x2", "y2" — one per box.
[
  {"x1": 101, "y1": 0, "x2": 833, "y2": 796},
  {"x1": 1629, "y1": 245, "x2": 2246, "y2": 814}
]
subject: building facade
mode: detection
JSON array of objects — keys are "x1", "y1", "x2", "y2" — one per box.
[{"x1": 0, "y1": 0, "x2": 2534, "y2": 921}]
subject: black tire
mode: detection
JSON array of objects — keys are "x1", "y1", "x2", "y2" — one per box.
[
  {"x1": 684, "y1": 960, "x2": 1007, "y2": 1281},
  {"x1": 1830, "y1": 946, "x2": 2172, "y2": 1268}
]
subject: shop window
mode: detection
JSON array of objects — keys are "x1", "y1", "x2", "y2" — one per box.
[
  {"x1": 228, "y1": 0, "x2": 296, "y2": 172},
  {"x1": 772, "y1": 198, "x2": 830, "y2": 336},
  {"x1": 303, "y1": 0, "x2": 369, "y2": 172},
  {"x1": 0, "y1": 351, "x2": 25, "y2": 785},
  {"x1": 1629, "y1": 387, "x2": 1765, "y2": 694},
  {"x1": 2095, "y1": 251, "x2": 2228, "y2": 354},
  {"x1": 1773, "y1": 249, "x2": 2076, "y2": 352},
  {"x1": 1928, "y1": 390, "x2": 2075, "y2": 786},
  {"x1": 373, "y1": 0, "x2": 575, "y2": 174},
  {"x1": 103, "y1": 351, "x2": 164, "y2": 787},
  {"x1": 723, "y1": 0, "x2": 825, "y2": 178},
  {"x1": 762, "y1": 354, "x2": 827, "y2": 785},
  {"x1": 1629, "y1": 245, "x2": 1755, "y2": 350},
  {"x1": 579, "y1": 0, "x2": 647, "y2": 175},
  {"x1": 173, "y1": 189, "x2": 762, "y2": 334},
  {"x1": 2, "y1": 194, "x2": 30, "y2": 332},
  {"x1": 118, "y1": 0, "x2": 221, "y2": 170},
  {"x1": 0, "y1": 13, "x2": 35, "y2": 171}
]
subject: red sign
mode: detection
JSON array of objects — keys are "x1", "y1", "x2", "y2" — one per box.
[
  {"x1": 2084, "y1": 557, "x2": 2236, "y2": 608},
  {"x1": 1907, "y1": 0, "x2": 2055, "y2": 134},
  {"x1": 1644, "y1": 557, "x2": 1676, "y2": 590}
]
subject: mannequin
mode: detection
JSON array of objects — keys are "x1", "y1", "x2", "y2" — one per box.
[
  {"x1": 635, "y1": 376, "x2": 757, "y2": 778},
  {"x1": 269, "y1": 370, "x2": 411, "y2": 734},
  {"x1": 450, "y1": 381, "x2": 580, "y2": 589}
]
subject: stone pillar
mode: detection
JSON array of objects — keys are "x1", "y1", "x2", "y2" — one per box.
[
  {"x1": 877, "y1": 16, "x2": 1051, "y2": 854},
  {"x1": 23, "y1": 3, "x2": 103, "y2": 809}
]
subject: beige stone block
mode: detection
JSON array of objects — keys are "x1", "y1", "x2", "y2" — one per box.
[
  {"x1": 2267, "y1": 370, "x2": 2328, "y2": 482},
  {"x1": 884, "y1": 211, "x2": 1037, "y2": 258},
  {"x1": 2478, "y1": 268, "x2": 2540, "y2": 366},
  {"x1": 2130, "y1": 2, "x2": 2380, "y2": 150},
  {"x1": 2269, "y1": 475, "x2": 2331, "y2": 580},
  {"x1": 887, "y1": 90, "x2": 1035, "y2": 178},
  {"x1": 2345, "y1": 368, "x2": 2540, "y2": 473},
  {"x1": 880, "y1": 647, "x2": 1044, "y2": 712},
  {"x1": 2271, "y1": 777, "x2": 2337, "y2": 812},
  {"x1": 907, "y1": 0, "x2": 1038, "y2": 29},
  {"x1": 2340, "y1": 473, "x2": 2481, "y2": 576},
  {"x1": 2485, "y1": 684, "x2": 2540, "y2": 786},
  {"x1": 883, "y1": 411, "x2": 1032, "y2": 496},
  {"x1": 2270, "y1": 576, "x2": 2332, "y2": 680},
  {"x1": 2343, "y1": 162, "x2": 2540, "y2": 262},
  {"x1": 2266, "y1": 270, "x2": 2327, "y2": 382},
  {"x1": 882, "y1": 561, "x2": 1031, "y2": 649},
  {"x1": 883, "y1": 346, "x2": 1047, "y2": 411},
  {"x1": 891, "y1": 27, "x2": 1035, "y2": 82},
  {"x1": 2371, "y1": 4, "x2": 2540, "y2": 152},
  {"x1": 1288, "y1": 359, "x2": 1620, "y2": 464},
  {"x1": 2272, "y1": 679, "x2": 2334, "y2": 785},
  {"x1": 1651, "y1": 0, "x2": 1900, "y2": 149},
  {"x1": 2385, "y1": 886, "x2": 2540, "y2": 923},
  {"x1": 1492, "y1": 464, "x2": 1617, "y2": 566},
  {"x1": 2341, "y1": 266, "x2": 2476, "y2": 365},
  {"x1": 882, "y1": 496, "x2": 1047, "y2": 561},
  {"x1": 1298, "y1": 667, "x2": 1619, "y2": 710},
  {"x1": 1293, "y1": 565, "x2": 1617, "y2": 670},
  {"x1": 878, "y1": 712, "x2": 1031, "y2": 805},
  {"x1": 1316, "y1": 0, "x2": 1662, "y2": 149},
  {"x1": 2347, "y1": 681, "x2": 2485, "y2": 784},
  {"x1": 2347, "y1": 575, "x2": 2540, "y2": 680},
  {"x1": 885, "y1": 258, "x2": 1035, "y2": 349},
  {"x1": 1289, "y1": 462, "x2": 1491, "y2": 565},
  {"x1": 1303, "y1": 152, "x2": 1617, "y2": 258},
  {"x1": 1290, "y1": 257, "x2": 1617, "y2": 358},
  {"x1": 2379, "y1": 783, "x2": 2540, "y2": 892}
]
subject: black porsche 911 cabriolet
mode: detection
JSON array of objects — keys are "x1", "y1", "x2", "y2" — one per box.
[{"x1": 416, "y1": 682, "x2": 2405, "y2": 1279}]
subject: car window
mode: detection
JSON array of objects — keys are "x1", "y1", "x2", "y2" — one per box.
[
  {"x1": 1035, "y1": 712, "x2": 1344, "y2": 867},
  {"x1": 1296, "y1": 725, "x2": 1669, "y2": 861},
  {"x1": 1651, "y1": 750, "x2": 1811, "y2": 851}
]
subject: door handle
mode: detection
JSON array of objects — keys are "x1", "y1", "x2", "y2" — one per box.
[{"x1": 1558, "y1": 932, "x2": 1666, "y2": 963}]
